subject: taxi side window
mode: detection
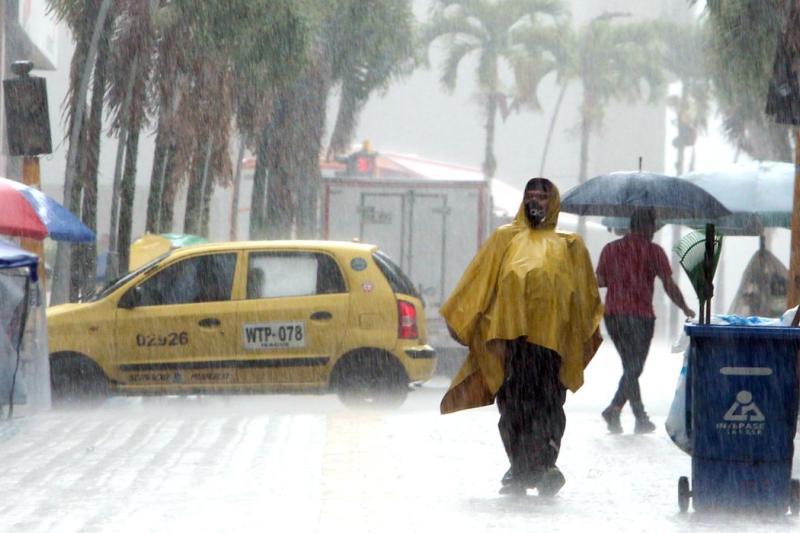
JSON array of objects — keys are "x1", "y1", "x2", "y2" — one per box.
[
  {"x1": 247, "y1": 252, "x2": 345, "y2": 299},
  {"x1": 134, "y1": 253, "x2": 236, "y2": 306}
]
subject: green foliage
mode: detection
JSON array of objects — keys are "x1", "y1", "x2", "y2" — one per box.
[
  {"x1": 173, "y1": 0, "x2": 310, "y2": 89},
  {"x1": 325, "y1": 0, "x2": 419, "y2": 155},
  {"x1": 702, "y1": 0, "x2": 792, "y2": 160},
  {"x1": 326, "y1": 0, "x2": 416, "y2": 90}
]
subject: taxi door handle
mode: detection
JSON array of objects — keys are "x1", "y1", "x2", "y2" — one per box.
[
  {"x1": 198, "y1": 318, "x2": 221, "y2": 328},
  {"x1": 310, "y1": 311, "x2": 332, "y2": 321}
]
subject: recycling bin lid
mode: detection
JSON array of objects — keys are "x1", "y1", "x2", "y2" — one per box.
[{"x1": 685, "y1": 323, "x2": 800, "y2": 340}]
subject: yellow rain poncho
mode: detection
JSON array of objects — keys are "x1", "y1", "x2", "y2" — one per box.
[{"x1": 440, "y1": 180, "x2": 603, "y2": 414}]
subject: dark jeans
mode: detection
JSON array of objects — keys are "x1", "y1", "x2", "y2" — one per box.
[
  {"x1": 605, "y1": 314, "x2": 656, "y2": 419},
  {"x1": 496, "y1": 339, "x2": 566, "y2": 484}
]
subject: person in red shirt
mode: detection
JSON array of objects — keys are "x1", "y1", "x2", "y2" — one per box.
[{"x1": 596, "y1": 208, "x2": 695, "y2": 434}]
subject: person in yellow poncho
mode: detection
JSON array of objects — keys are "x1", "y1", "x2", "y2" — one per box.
[{"x1": 440, "y1": 177, "x2": 603, "y2": 496}]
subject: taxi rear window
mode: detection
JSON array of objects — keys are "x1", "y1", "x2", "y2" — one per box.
[
  {"x1": 246, "y1": 252, "x2": 346, "y2": 299},
  {"x1": 372, "y1": 251, "x2": 420, "y2": 299}
]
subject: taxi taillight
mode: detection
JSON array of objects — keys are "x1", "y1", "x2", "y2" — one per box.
[{"x1": 397, "y1": 300, "x2": 418, "y2": 339}]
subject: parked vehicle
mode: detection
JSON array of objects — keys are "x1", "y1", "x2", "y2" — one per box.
[{"x1": 47, "y1": 240, "x2": 436, "y2": 406}]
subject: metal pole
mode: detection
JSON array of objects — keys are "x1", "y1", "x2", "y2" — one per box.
[{"x1": 20, "y1": 157, "x2": 47, "y2": 290}]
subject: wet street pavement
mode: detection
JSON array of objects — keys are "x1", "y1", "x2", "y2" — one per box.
[{"x1": 0, "y1": 341, "x2": 797, "y2": 532}]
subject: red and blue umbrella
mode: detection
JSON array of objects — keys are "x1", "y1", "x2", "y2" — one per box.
[{"x1": 0, "y1": 176, "x2": 94, "y2": 242}]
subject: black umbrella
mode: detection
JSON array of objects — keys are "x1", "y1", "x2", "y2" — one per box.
[{"x1": 561, "y1": 171, "x2": 731, "y2": 220}]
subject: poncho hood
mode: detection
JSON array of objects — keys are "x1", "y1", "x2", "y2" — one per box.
[{"x1": 439, "y1": 179, "x2": 603, "y2": 414}]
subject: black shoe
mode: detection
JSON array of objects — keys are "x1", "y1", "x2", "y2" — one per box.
[
  {"x1": 501, "y1": 467, "x2": 514, "y2": 486},
  {"x1": 602, "y1": 406, "x2": 623, "y2": 434},
  {"x1": 498, "y1": 482, "x2": 526, "y2": 495},
  {"x1": 537, "y1": 467, "x2": 566, "y2": 497},
  {"x1": 634, "y1": 417, "x2": 656, "y2": 434}
]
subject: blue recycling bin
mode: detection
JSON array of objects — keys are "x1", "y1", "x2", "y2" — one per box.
[{"x1": 681, "y1": 324, "x2": 800, "y2": 514}]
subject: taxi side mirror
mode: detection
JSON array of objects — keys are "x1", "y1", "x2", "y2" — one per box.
[{"x1": 118, "y1": 286, "x2": 141, "y2": 309}]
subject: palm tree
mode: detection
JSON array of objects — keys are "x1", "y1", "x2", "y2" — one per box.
[
  {"x1": 536, "y1": 14, "x2": 666, "y2": 185},
  {"x1": 424, "y1": 0, "x2": 565, "y2": 180},
  {"x1": 105, "y1": 1, "x2": 156, "y2": 274},
  {"x1": 47, "y1": 0, "x2": 116, "y2": 304},
  {"x1": 573, "y1": 14, "x2": 666, "y2": 184},
  {"x1": 326, "y1": 0, "x2": 418, "y2": 159},
  {"x1": 169, "y1": 0, "x2": 309, "y2": 241},
  {"x1": 257, "y1": 0, "x2": 418, "y2": 240},
  {"x1": 71, "y1": 12, "x2": 114, "y2": 300}
]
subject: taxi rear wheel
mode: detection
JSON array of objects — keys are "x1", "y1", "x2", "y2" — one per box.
[
  {"x1": 331, "y1": 350, "x2": 409, "y2": 408},
  {"x1": 50, "y1": 353, "x2": 108, "y2": 406}
]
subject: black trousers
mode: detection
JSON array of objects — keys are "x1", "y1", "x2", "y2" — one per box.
[
  {"x1": 496, "y1": 339, "x2": 566, "y2": 483},
  {"x1": 605, "y1": 314, "x2": 656, "y2": 419}
]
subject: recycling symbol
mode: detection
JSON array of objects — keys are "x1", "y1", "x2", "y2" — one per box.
[{"x1": 723, "y1": 390, "x2": 765, "y2": 422}]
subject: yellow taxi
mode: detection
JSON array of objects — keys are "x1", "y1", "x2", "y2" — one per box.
[{"x1": 47, "y1": 240, "x2": 436, "y2": 405}]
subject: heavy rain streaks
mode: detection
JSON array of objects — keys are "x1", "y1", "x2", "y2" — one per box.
[{"x1": 1, "y1": 0, "x2": 800, "y2": 530}]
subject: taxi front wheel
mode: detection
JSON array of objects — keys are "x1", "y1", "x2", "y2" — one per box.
[
  {"x1": 331, "y1": 350, "x2": 409, "y2": 408},
  {"x1": 50, "y1": 354, "x2": 108, "y2": 406}
]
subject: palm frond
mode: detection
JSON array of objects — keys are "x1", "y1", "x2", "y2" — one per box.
[{"x1": 440, "y1": 40, "x2": 479, "y2": 91}]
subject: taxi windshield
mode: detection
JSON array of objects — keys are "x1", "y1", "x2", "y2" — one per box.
[{"x1": 83, "y1": 252, "x2": 171, "y2": 302}]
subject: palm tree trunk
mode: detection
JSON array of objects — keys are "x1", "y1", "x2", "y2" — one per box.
[
  {"x1": 578, "y1": 106, "x2": 591, "y2": 184},
  {"x1": 75, "y1": 18, "x2": 111, "y2": 297},
  {"x1": 158, "y1": 147, "x2": 177, "y2": 233},
  {"x1": 577, "y1": 96, "x2": 593, "y2": 238},
  {"x1": 265, "y1": 95, "x2": 293, "y2": 240},
  {"x1": 107, "y1": 55, "x2": 138, "y2": 280},
  {"x1": 296, "y1": 71, "x2": 329, "y2": 239},
  {"x1": 483, "y1": 93, "x2": 498, "y2": 180},
  {"x1": 117, "y1": 125, "x2": 141, "y2": 274},
  {"x1": 69, "y1": 119, "x2": 88, "y2": 302},
  {"x1": 230, "y1": 135, "x2": 246, "y2": 240},
  {"x1": 145, "y1": 117, "x2": 168, "y2": 233},
  {"x1": 200, "y1": 170, "x2": 215, "y2": 238},
  {"x1": 153, "y1": 78, "x2": 182, "y2": 233},
  {"x1": 198, "y1": 136, "x2": 215, "y2": 238},
  {"x1": 249, "y1": 126, "x2": 269, "y2": 239},
  {"x1": 184, "y1": 144, "x2": 205, "y2": 235},
  {"x1": 106, "y1": 128, "x2": 127, "y2": 281},
  {"x1": 327, "y1": 80, "x2": 362, "y2": 159},
  {"x1": 539, "y1": 82, "x2": 568, "y2": 176},
  {"x1": 51, "y1": 0, "x2": 114, "y2": 305}
]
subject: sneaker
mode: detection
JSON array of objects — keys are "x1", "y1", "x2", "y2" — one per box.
[
  {"x1": 537, "y1": 467, "x2": 566, "y2": 497},
  {"x1": 634, "y1": 418, "x2": 657, "y2": 434},
  {"x1": 602, "y1": 406, "x2": 623, "y2": 434}
]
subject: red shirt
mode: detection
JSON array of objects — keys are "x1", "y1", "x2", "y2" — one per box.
[{"x1": 596, "y1": 234, "x2": 672, "y2": 318}]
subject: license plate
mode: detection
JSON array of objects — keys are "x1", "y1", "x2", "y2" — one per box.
[{"x1": 243, "y1": 321, "x2": 306, "y2": 350}]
